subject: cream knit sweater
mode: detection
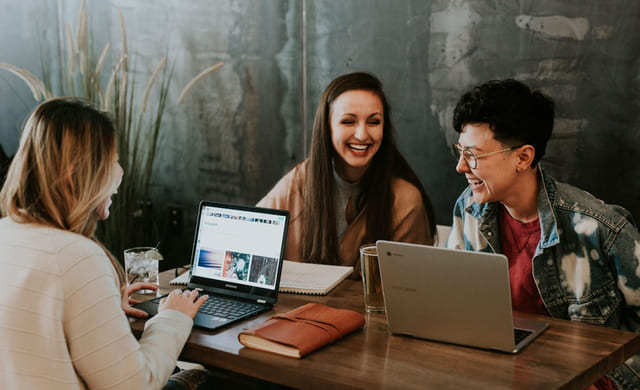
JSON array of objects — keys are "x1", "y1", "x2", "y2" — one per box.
[{"x1": 0, "y1": 218, "x2": 192, "y2": 389}]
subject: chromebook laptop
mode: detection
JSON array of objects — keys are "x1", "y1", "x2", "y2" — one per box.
[
  {"x1": 135, "y1": 201, "x2": 289, "y2": 330},
  {"x1": 376, "y1": 241, "x2": 548, "y2": 353}
]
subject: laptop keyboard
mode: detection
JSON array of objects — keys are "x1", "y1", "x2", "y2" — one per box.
[
  {"x1": 514, "y1": 328, "x2": 533, "y2": 345},
  {"x1": 198, "y1": 295, "x2": 264, "y2": 319}
]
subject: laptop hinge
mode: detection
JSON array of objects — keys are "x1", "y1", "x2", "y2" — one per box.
[{"x1": 257, "y1": 299, "x2": 266, "y2": 304}]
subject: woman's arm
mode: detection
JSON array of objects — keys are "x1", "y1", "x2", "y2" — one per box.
[{"x1": 62, "y1": 243, "x2": 193, "y2": 389}]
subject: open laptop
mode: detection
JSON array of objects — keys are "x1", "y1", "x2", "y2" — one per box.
[
  {"x1": 376, "y1": 240, "x2": 548, "y2": 353},
  {"x1": 135, "y1": 201, "x2": 289, "y2": 330}
]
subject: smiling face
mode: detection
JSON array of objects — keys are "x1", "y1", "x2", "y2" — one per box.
[
  {"x1": 329, "y1": 89, "x2": 384, "y2": 182},
  {"x1": 455, "y1": 123, "x2": 521, "y2": 205}
]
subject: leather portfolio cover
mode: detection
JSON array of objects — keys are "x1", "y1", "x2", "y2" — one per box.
[{"x1": 238, "y1": 303, "x2": 365, "y2": 358}]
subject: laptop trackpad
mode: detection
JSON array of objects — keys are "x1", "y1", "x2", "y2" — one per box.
[
  {"x1": 134, "y1": 299, "x2": 230, "y2": 328},
  {"x1": 134, "y1": 299, "x2": 160, "y2": 317},
  {"x1": 194, "y1": 312, "x2": 232, "y2": 329}
]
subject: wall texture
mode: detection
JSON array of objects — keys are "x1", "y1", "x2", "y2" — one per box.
[{"x1": 1, "y1": 0, "x2": 639, "y2": 266}]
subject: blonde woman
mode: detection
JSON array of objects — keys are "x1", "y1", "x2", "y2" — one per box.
[{"x1": 0, "y1": 98, "x2": 208, "y2": 389}]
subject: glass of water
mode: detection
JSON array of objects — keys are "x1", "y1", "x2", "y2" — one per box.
[{"x1": 124, "y1": 247, "x2": 163, "y2": 294}]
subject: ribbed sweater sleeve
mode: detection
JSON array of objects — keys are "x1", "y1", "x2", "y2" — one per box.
[
  {"x1": 62, "y1": 240, "x2": 193, "y2": 390},
  {"x1": 0, "y1": 219, "x2": 192, "y2": 390}
]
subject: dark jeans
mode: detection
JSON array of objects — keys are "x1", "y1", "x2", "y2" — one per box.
[{"x1": 163, "y1": 366, "x2": 294, "y2": 390}]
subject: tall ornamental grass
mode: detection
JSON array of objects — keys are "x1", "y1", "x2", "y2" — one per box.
[{"x1": 0, "y1": 0, "x2": 223, "y2": 260}]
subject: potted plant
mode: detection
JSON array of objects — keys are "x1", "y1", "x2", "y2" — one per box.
[{"x1": 0, "y1": 0, "x2": 222, "y2": 260}]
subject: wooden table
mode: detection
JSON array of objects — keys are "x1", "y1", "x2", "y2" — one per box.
[{"x1": 130, "y1": 269, "x2": 640, "y2": 389}]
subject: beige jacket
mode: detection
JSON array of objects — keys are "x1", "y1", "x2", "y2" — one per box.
[{"x1": 257, "y1": 160, "x2": 433, "y2": 275}]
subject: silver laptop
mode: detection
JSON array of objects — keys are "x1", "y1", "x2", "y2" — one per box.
[
  {"x1": 135, "y1": 201, "x2": 289, "y2": 330},
  {"x1": 376, "y1": 240, "x2": 548, "y2": 353}
]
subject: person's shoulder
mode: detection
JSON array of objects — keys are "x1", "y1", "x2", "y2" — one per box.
[
  {"x1": 0, "y1": 218, "x2": 109, "y2": 274},
  {"x1": 391, "y1": 177, "x2": 423, "y2": 205},
  {"x1": 269, "y1": 160, "x2": 307, "y2": 191},
  {"x1": 0, "y1": 218, "x2": 99, "y2": 253},
  {"x1": 282, "y1": 160, "x2": 308, "y2": 184},
  {"x1": 546, "y1": 175, "x2": 635, "y2": 226},
  {"x1": 258, "y1": 160, "x2": 307, "y2": 207}
]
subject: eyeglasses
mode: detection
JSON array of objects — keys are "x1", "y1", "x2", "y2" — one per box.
[{"x1": 451, "y1": 143, "x2": 523, "y2": 169}]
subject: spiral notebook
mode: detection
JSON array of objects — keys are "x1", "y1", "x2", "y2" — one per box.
[
  {"x1": 278, "y1": 261, "x2": 353, "y2": 295},
  {"x1": 170, "y1": 271, "x2": 190, "y2": 285}
]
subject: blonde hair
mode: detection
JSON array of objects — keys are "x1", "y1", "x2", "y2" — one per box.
[{"x1": 0, "y1": 98, "x2": 125, "y2": 286}]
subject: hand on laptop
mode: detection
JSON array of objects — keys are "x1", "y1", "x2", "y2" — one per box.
[
  {"x1": 160, "y1": 289, "x2": 209, "y2": 319},
  {"x1": 122, "y1": 282, "x2": 159, "y2": 318}
]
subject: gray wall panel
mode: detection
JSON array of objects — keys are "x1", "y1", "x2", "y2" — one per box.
[{"x1": 1, "y1": 1, "x2": 639, "y2": 264}]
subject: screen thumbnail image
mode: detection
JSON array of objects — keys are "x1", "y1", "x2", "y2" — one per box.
[
  {"x1": 197, "y1": 248, "x2": 224, "y2": 275},
  {"x1": 222, "y1": 251, "x2": 251, "y2": 281},
  {"x1": 248, "y1": 255, "x2": 279, "y2": 285}
]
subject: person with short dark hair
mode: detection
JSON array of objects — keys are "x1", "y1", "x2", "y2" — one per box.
[
  {"x1": 447, "y1": 79, "x2": 640, "y2": 390},
  {"x1": 259, "y1": 72, "x2": 435, "y2": 273}
]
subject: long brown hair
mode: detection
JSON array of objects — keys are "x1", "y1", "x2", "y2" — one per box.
[
  {"x1": 302, "y1": 72, "x2": 435, "y2": 264},
  {"x1": 0, "y1": 98, "x2": 126, "y2": 286}
]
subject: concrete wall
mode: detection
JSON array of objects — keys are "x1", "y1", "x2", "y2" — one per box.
[{"x1": 2, "y1": 0, "x2": 639, "y2": 266}]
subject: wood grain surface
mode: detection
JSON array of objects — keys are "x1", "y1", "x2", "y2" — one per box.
[{"x1": 129, "y1": 268, "x2": 640, "y2": 389}]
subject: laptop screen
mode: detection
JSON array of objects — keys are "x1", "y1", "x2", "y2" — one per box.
[{"x1": 190, "y1": 202, "x2": 288, "y2": 294}]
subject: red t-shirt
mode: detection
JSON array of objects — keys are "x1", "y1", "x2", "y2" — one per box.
[
  {"x1": 499, "y1": 207, "x2": 616, "y2": 389},
  {"x1": 498, "y1": 206, "x2": 548, "y2": 316}
]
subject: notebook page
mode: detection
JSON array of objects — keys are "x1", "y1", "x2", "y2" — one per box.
[{"x1": 278, "y1": 260, "x2": 353, "y2": 295}]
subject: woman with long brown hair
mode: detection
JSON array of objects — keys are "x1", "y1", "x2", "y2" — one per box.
[
  {"x1": 258, "y1": 72, "x2": 435, "y2": 273},
  {"x1": 0, "y1": 98, "x2": 207, "y2": 389}
]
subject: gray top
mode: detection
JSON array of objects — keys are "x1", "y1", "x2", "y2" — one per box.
[{"x1": 332, "y1": 168, "x2": 361, "y2": 238}]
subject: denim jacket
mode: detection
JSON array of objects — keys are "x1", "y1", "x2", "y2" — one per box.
[{"x1": 446, "y1": 167, "x2": 640, "y2": 389}]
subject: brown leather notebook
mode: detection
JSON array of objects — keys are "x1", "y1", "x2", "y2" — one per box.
[{"x1": 238, "y1": 303, "x2": 365, "y2": 358}]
